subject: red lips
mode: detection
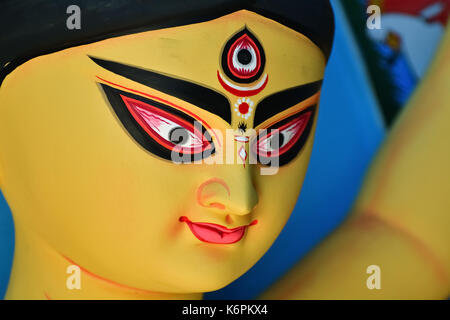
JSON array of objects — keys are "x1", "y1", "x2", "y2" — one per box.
[{"x1": 179, "y1": 216, "x2": 257, "y2": 244}]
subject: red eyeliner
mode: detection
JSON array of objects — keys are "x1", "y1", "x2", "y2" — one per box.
[
  {"x1": 254, "y1": 110, "x2": 312, "y2": 157},
  {"x1": 96, "y1": 76, "x2": 221, "y2": 147},
  {"x1": 121, "y1": 94, "x2": 212, "y2": 154}
]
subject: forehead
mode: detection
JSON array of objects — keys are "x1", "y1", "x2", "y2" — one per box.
[
  {"x1": 1, "y1": 10, "x2": 326, "y2": 132},
  {"x1": 84, "y1": 10, "x2": 326, "y2": 103}
]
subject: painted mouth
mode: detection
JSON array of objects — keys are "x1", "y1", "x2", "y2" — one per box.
[{"x1": 179, "y1": 216, "x2": 258, "y2": 244}]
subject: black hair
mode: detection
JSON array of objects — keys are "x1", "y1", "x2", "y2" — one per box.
[{"x1": 0, "y1": 0, "x2": 334, "y2": 85}]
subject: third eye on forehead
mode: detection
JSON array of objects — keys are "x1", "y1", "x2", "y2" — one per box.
[{"x1": 237, "y1": 49, "x2": 252, "y2": 65}]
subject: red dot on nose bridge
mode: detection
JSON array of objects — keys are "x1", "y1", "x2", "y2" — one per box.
[{"x1": 239, "y1": 102, "x2": 249, "y2": 114}]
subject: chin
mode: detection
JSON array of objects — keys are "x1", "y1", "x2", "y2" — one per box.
[{"x1": 159, "y1": 262, "x2": 251, "y2": 294}]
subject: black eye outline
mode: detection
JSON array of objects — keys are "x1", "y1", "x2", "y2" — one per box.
[
  {"x1": 251, "y1": 105, "x2": 316, "y2": 167},
  {"x1": 100, "y1": 83, "x2": 215, "y2": 163}
]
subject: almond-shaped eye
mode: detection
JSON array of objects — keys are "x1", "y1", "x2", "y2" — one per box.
[
  {"x1": 252, "y1": 107, "x2": 315, "y2": 166},
  {"x1": 121, "y1": 95, "x2": 210, "y2": 154},
  {"x1": 100, "y1": 84, "x2": 215, "y2": 162}
]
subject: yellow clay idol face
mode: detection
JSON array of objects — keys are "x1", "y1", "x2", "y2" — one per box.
[{"x1": 0, "y1": 10, "x2": 326, "y2": 292}]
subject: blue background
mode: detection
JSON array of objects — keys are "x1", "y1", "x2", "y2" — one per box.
[{"x1": 0, "y1": 1, "x2": 386, "y2": 299}]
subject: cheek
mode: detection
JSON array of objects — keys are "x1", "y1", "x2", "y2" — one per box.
[
  {"x1": 0, "y1": 64, "x2": 194, "y2": 254},
  {"x1": 45, "y1": 142, "x2": 196, "y2": 257},
  {"x1": 256, "y1": 167, "x2": 306, "y2": 231},
  {"x1": 237, "y1": 160, "x2": 310, "y2": 275},
  {"x1": 251, "y1": 128, "x2": 316, "y2": 234}
]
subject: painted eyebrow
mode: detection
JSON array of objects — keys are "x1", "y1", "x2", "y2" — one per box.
[
  {"x1": 253, "y1": 80, "x2": 322, "y2": 127},
  {"x1": 89, "y1": 56, "x2": 231, "y2": 124}
]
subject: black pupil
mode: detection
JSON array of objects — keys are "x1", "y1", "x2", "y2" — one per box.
[
  {"x1": 269, "y1": 132, "x2": 285, "y2": 150},
  {"x1": 237, "y1": 49, "x2": 252, "y2": 65},
  {"x1": 169, "y1": 127, "x2": 189, "y2": 145}
]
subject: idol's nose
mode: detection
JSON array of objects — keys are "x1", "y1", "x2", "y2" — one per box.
[{"x1": 197, "y1": 168, "x2": 258, "y2": 217}]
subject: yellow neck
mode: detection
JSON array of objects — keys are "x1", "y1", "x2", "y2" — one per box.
[{"x1": 5, "y1": 223, "x2": 203, "y2": 300}]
